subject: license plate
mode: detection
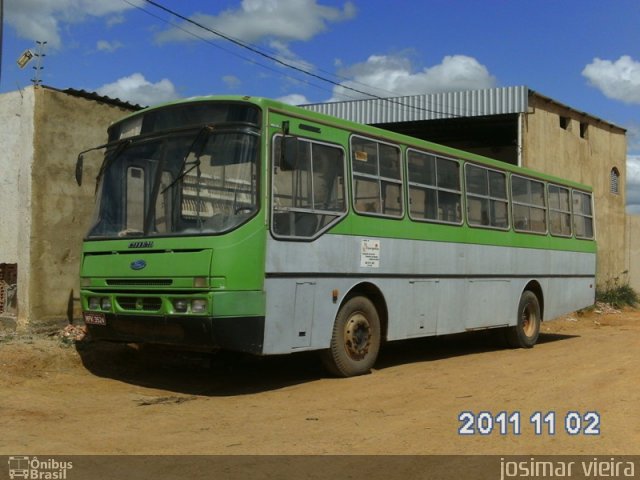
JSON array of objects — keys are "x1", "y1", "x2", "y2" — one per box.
[{"x1": 84, "y1": 312, "x2": 106, "y2": 326}]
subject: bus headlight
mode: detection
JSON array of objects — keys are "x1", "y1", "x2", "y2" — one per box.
[
  {"x1": 101, "y1": 297, "x2": 112, "y2": 310},
  {"x1": 173, "y1": 299, "x2": 188, "y2": 313},
  {"x1": 191, "y1": 299, "x2": 208, "y2": 313},
  {"x1": 88, "y1": 297, "x2": 100, "y2": 310}
]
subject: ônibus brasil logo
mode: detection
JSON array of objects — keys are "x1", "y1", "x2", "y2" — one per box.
[{"x1": 8, "y1": 456, "x2": 73, "y2": 479}]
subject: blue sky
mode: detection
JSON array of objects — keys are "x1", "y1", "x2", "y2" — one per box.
[{"x1": 1, "y1": 0, "x2": 639, "y2": 207}]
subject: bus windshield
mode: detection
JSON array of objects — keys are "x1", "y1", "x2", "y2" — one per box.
[{"x1": 87, "y1": 127, "x2": 260, "y2": 239}]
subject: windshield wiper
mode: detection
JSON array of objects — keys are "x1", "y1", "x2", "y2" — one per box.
[{"x1": 160, "y1": 125, "x2": 214, "y2": 195}]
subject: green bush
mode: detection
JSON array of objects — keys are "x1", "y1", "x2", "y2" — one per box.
[{"x1": 596, "y1": 274, "x2": 639, "y2": 308}]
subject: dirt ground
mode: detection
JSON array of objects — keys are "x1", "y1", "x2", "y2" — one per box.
[{"x1": 1, "y1": 307, "x2": 639, "y2": 456}]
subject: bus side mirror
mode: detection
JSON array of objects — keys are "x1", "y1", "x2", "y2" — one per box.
[
  {"x1": 281, "y1": 137, "x2": 299, "y2": 172},
  {"x1": 75, "y1": 154, "x2": 84, "y2": 186}
]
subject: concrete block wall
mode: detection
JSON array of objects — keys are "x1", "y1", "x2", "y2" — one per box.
[
  {"x1": 522, "y1": 97, "x2": 628, "y2": 286},
  {"x1": 0, "y1": 86, "x2": 136, "y2": 330}
]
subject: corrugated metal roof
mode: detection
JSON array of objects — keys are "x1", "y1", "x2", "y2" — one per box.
[
  {"x1": 301, "y1": 86, "x2": 529, "y2": 124},
  {"x1": 60, "y1": 87, "x2": 144, "y2": 111}
]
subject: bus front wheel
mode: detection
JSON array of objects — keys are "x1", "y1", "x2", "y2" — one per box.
[
  {"x1": 506, "y1": 290, "x2": 541, "y2": 348},
  {"x1": 321, "y1": 296, "x2": 381, "y2": 377}
]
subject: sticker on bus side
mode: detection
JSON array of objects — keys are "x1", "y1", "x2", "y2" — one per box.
[
  {"x1": 360, "y1": 239, "x2": 380, "y2": 268},
  {"x1": 354, "y1": 150, "x2": 368, "y2": 162}
]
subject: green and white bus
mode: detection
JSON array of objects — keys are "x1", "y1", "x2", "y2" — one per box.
[{"x1": 77, "y1": 96, "x2": 596, "y2": 377}]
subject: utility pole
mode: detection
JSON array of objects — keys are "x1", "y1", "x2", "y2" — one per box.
[{"x1": 1, "y1": 0, "x2": 4, "y2": 85}]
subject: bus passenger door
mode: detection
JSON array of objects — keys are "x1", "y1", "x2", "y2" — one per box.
[
  {"x1": 293, "y1": 281, "x2": 316, "y2": 348},
  {"x1": 409, "y1": 280, "x2": 439, "y2": 336}
]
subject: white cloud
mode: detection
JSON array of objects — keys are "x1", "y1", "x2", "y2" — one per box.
[
  {"x1": 106, "y1": 14, "x2": 126, "y2": 28},
  {"x1": 626, "y1": 155, "x2": 640, "y2": 214},
  {"x1": 96, "y1": 40, "x2": 123, "y2": 53},
  {"x1": 96, "y1": 73, "x2": 179, "y2": 106},
  {"x1": 4, "y1": 0, "x2": 142, "y2": 49},
  {"x1": 222, "y1": 75, "x2": 241, "y2": 89},
  {"x1": 330, "y1": 54, "x2": 497, "y2": 101},
  {"x1": 269, "y1": 40, "x2": 315, "y2": 72},
  {"x1": 622, "y1": 123, "x2": 640, "y2": 212},
  {"x1": 626, "y1": 123, "x2": 640, "y2": 154},
  {"x1": 582, "y1": 55, "x2": 640, "y2": 105},
  {"x1": 276, "y1": 93, "x2": 310, "y2": 105},
  {"x1": 155, "y1": 0, "x2": 356, "y2": 44}
]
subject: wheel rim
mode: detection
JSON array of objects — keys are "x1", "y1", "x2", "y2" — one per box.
[
  {"x1": 521, "y1": 302, "x2": 538, "y2": 337},
  {"x1": 343, "y1": 312, "x2": 372, "y2": 360}
]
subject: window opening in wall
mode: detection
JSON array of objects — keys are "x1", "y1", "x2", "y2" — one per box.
[
  {"x1": 580, "y1": 122, "x2": 589, "y2": 139},
  {"x1": 610, "y1": 167, "x2": 620, "y2": 194},
  {"x1": 559, "y1": 116, "x2": 570, "y2": 130},
  {"x1": 0, "y1": 263, "x2": 18, "y2": 316}
]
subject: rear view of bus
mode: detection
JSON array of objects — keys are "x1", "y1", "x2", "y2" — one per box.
[{"x1": 79, "y1": 99, "x2": 267, "y2": 355}]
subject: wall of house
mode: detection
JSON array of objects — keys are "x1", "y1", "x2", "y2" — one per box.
[
  {"x1": 27, "y1": 87, "x2": 135, "y2": 328},
  {"x1": 0, "y1": 88, "x2": 36, "y2": 327},
  {"x1": 626, "y1": 215, "x2": 640, "y2": 292},
  {"x1": 522, "y1": 96, "x2": 628, "y2": 286}
]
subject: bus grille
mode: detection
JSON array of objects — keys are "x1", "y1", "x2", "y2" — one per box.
[
  {"x1": 116, "y1": 297, "x2": 163, "y2": 312},
  {"x1": 107, "y1": 279, "x2": 173, "y2": 286}
]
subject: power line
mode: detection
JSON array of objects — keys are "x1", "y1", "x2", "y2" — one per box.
[
  {"x1": 132, "y1": 0, "x2": 465, "y2": 116},
  {"x1": 122, "y1": 0, "x2": 362, "y2": 101},
  {"x1": 142, "y1": 0, "x2": 369, "y2": 96},
  {"x1": 132, "y1": 1, "x2": 400, "y2": 100},
  {"x1": 140, "y1": 0, "x2": 462, "y2": 118}
]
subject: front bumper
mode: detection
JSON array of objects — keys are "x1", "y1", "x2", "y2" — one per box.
[{"x1": 86, "y1": 313, "x2": 265, "y2": 354}]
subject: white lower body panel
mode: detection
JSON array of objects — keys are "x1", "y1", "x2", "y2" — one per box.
[{"x1": 262, "y1": 235, "x2": 595, "y2": 354}]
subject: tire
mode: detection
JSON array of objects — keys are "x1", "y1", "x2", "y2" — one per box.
[
  {"x1": 321, "y1": 296, "x2": 381, "y2": 377},
  {"x1": 506, "y1": 290, "x2": 541, "y2": 348}
]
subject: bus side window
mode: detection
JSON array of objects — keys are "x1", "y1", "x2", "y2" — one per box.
[
  {"x1": 548, "y1": 184, "x2": 572, "y2": 236},
  {"x1": 573, "y1": 190, "x2": 594, "y2": 239},
  {"x1": 407, "y1": 149, "x2": 461, "y2": 224},
  {"x1": 351, "y1": 136, "x2": 402, "y2": 218},
  {"x1": 465, "y1": 164, "x2": 509, "y2": 229},
  {"x1": 272, "y1": 135, "x2": 347, "y2": 238},
  {"x1": 512, "y1": 175, "x2": 547, "y2": 234}
]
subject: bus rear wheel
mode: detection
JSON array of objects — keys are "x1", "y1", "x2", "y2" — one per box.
[
  {"x1": 321, "y1": 296, "x2": 381, "y2": 377},
  {"x1": 506, "y1": 290, "x2": 541, "y2": 348}
]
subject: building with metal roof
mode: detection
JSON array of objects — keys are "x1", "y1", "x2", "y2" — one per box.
[{"x1": 304, "y1": 85, "x2": 531, "y2": 122}]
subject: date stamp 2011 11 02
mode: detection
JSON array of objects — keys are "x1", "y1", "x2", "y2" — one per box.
[{"x1": 458, "y1": 410, "x2": 601, "y2": 436}]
